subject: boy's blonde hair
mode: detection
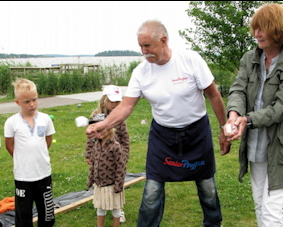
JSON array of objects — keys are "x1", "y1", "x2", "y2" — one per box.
[{"x1": 12, "y1": 78, "x2": 37, "y2": 99}]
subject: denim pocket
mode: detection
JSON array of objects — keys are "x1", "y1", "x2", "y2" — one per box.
[{"x1": 37, "y1": 126, "x2": 45, "y2": 137}]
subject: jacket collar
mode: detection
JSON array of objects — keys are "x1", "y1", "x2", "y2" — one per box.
[{"x1": 252, "y1": 46, "x2": 283, "y2": 72}]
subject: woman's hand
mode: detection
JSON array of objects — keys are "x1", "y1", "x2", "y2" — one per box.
[
  {"x1": 224, "y1": 111, "x2": 248, "y2": 141},
  {"x1": 225, "y1": 116, "x2": 248, "y2": 141}
]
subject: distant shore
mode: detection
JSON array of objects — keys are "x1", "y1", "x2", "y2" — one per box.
[{"x1": 0, "y1": 56, "x2": 144, "y2": 67}]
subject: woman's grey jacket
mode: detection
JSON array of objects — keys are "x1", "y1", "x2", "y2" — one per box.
[{"x1": 227, "y1": 47, "x2": 283, "y2": 191}]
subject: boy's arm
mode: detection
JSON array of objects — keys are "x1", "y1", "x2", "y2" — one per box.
[
  {"x1": 46, "y1": 135, "x2": 53, "y2": 148},
  {"x1": 5, "y1": 137, "x2": 14, "y2": 157}
]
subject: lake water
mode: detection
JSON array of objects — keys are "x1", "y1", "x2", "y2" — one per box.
[{"x1": 0, "y1": 56, "x2": 145, "y2": 67}]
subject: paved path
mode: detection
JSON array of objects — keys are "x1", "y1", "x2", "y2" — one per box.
[{"x1": 0, "y1": 86, "x2": 128, "y2": 114}]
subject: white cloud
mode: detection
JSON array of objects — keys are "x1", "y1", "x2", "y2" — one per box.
[{"x1": 0, "y1": 1, "x2": 192, "y2": 55}]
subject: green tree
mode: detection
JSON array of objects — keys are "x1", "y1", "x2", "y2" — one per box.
[{"x1": 179, "y1": 1, "x2": 282, "y2": 74}]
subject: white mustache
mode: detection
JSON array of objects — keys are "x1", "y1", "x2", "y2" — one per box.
[{"x1": 143, "y1": 54, "x2": 155, "y2": 58}]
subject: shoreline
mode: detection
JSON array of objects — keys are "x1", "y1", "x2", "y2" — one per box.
[{"x1": 0, "y1": 56, "x2": 144, "y2": 67}]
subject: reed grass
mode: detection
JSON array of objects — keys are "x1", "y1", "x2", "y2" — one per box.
[{"x1": 0, "y1": 61, "x2": 140, "y2": 98}]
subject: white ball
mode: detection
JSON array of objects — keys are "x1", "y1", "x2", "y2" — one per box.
[{"x1": 75, "y1": 116, "x2": 89, "y2": 127}]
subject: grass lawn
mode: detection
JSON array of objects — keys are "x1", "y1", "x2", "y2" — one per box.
[{"x1": 0, "y1": 98, "x2": 257, "y2": 227}]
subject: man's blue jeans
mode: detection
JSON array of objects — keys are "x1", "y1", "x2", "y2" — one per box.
[{"x1": 137, "y1": 178, "x2": 222, "y2": 227}]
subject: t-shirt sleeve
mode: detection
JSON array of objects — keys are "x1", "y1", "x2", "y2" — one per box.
[
  {"x1": 45, "y1": 115, "x2": 56, "y2": 136},
  {"x1": 4, "y1": 117, "x2": 14, "y2": 138},
  {"x1": 191, "y1": 51, "x2": 214, "y2": 90},
  {"x1": 125, "y1": 65, "x2": 143, "y2": 98}
]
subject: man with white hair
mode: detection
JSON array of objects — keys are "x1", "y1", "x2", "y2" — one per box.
[{"x1": 86, "y1": 19, "x2": 231, "y2": 227}]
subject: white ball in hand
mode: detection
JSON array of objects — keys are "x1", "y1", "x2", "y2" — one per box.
[{"x1": 75, "y1": 116, "x2": 89, "y2": 127}]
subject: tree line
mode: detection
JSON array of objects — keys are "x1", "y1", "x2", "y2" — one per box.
[
  {"x1": 0, "y1": 50, "x2": 142, "y2": 59},
  {"x1": 95, "y1": 50, "x2": 142, "y2": 56},
  {"x1": 0, "y1": 53, "x2": 44, "y2": 59}
]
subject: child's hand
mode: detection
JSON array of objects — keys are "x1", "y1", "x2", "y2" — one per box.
[{"x1": 86, "y1": 158, "x2": 91, "y2": 165}]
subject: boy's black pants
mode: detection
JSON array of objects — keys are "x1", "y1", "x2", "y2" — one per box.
[{"x1": 15, "y1": 176, "x2": 55, "y2": 227}]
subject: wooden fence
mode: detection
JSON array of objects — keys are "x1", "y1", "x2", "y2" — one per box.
[
  {"x1": 9, "y1": 64, "x2": 100, "y2": 81},
  {"x1": 52, "y1": 64, "x2": 100, "y2": 74}
]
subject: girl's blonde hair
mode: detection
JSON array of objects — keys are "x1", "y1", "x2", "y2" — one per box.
[
  {"x1": 12, "y1": 78, "x2": 37, "y2": 99},
  {"x1": 104, "y1": 127, "x2": 116, "y2": 139},
  {"x1": 90, "y1": 94, "x2": 118, "y2": 140},
  {"x1": 90, "y1": 95, "x2": 121, "y2": 118},
  {"x1": 250, "y1": 3, "x2": 283, "y2": 45}
]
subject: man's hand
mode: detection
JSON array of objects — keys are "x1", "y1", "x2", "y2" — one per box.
[
  {"x1": 219, "y1": 130, "x2": 231, "y2": 155},
  {"x1": 86, "y1": 121, "x2": 107, "y2": 139}
]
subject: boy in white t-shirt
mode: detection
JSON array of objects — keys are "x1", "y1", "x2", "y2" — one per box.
[{"x1": 4, "y1": 78, "x2": 56, "y2": 227}]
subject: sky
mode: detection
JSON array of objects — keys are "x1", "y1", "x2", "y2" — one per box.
[{"x1": 0, "y1": 1, "x2": 193, "y2": 55}]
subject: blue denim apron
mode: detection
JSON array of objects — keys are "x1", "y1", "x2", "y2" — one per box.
[{"x1": 146, "y1": 114, "x2": 216, "y2": 182}]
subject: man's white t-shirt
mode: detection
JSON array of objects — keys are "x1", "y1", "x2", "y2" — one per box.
[
  {"x1": 4, "y1": 112, "x2": 55, "y2": 181},
  {"x1": 125, "y1": 49, "x2": 214, "y2": 128}
]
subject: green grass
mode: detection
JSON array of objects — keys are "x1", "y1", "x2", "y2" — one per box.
[
  {"x1": 0, "y1": 98, "x2": 257, "y2": 227},
  {"x1": 0, "y1": 95, "x2": 13, "y2": 103}
]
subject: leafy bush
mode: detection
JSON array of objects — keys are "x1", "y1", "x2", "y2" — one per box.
[
  {"x1": 209, "y1": 65, "x2": 236, "y2": 97},
  {"x1": 99, "y1": 63, "x2": 128, "y2": 85},
  {"x1": 58, "y1": 73, "x2": 73, "y2": 94},
  {"x1": 45, "y1": 73, "x2": 59, "y2": 95},
  {"x1": 37, "y1": 73, "x2": 49, "y2": 95},
  {"x1": 127, "y1": 61, "x2": 140, "y2": 76},
  {"x1": 81, "y1": 71, "x2": 101, "y2": 92},
  {"x1": 0, "y1": 62, "x2": 11, "y2": 95}
]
